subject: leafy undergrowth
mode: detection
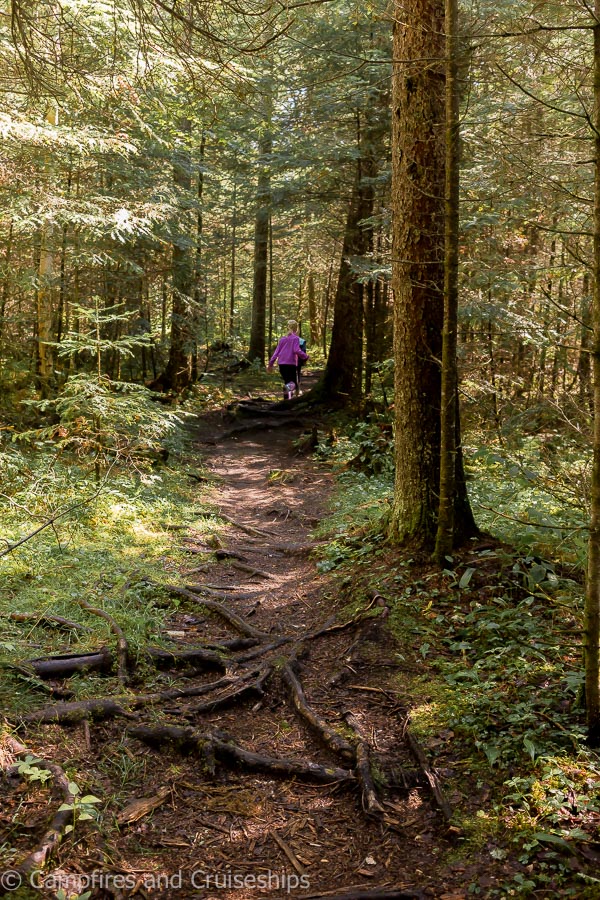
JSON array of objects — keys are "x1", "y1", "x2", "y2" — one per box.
[
  {"x1": 0, "y1": 382, "x2": 239, "y2": 718},
  {"x1": 313, "y1": 432, "x2": 600, "y2": 897}
]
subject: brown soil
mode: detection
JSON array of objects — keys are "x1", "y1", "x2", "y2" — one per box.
[{"x1": 2, "y1": 387, "x2": 523, "y2": 900}]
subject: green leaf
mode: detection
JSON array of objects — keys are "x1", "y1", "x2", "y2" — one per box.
[
  {"x1": 459, "y1": 567, "x2": 476, "y2": 589},
  {"x1": 532, "y1": 832, "x2": 573, "y2": 852}
]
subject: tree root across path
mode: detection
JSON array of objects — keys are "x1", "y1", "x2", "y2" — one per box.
[{"x1": 127, "y1": 725, "x2": 355, "y2": 784}]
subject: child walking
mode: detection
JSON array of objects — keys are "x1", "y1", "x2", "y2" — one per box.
[{"x1": 267, "y1": 320, "x2": 309, "y2": 399}]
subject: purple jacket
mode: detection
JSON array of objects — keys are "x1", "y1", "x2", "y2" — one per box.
[{"x1": 269, "y1": 334, "x2": 308, "y2": 367}]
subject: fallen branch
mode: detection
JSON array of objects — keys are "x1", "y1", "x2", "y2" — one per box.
[
  {"x1": 2, "y1": 736, "x2": 81, "y2": 873},
  {"x1": 343, "y1": 712, "x2": 385, "y2": 817},
  {"x1": 282, "y1": 662, "x2": 355, "y2": 762},
  {"x1": 227, "y1": 560, "x2": 276, "y2": 580},
  {"x1": 0, "y1": 466, "x2": 116, "y2": 560},
  {"x1": 402, "y1": 718, "x2": 452, "y2": 822},
  {"x1": 128, "y1": 725, "x2": 355, "y2": 784}
]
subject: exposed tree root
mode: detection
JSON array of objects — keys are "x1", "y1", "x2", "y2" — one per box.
[
  {"x1": 73, "y1": 598, "x2": 128, "y2": 683},
  {"x1": 16, "y1": 648, "x2": 113, "y2": 679},
  {"x1": 22, "y1": 698, "x2": 136, "y2": 726},
  {"x1": 3, "y1": 612, "x2": 89, "y2": 632},
  {"x1": 179, "y1": 664, "x2": 272, "y2": 716},
  {"x1": 18, "y1": 644, "x2": 227, "y2": 681},
  {"x1": 227, "y1": 559, "x2": 276, "y2": 579},
  {"x1": 219, "y1": 417, "x2": 305, "y2": 440},
  {"x1": 306, "y1": 889, "x2": 425, "y2": 900},
  {"x1": 127, "y1": 725, "x2": 355, "y2": 784},
  {"x1": 2, "y1": 736, "x2": 81, "y2": 873},
  {"x1": 19, "y1": 669, "x2": 271, "y2": 726},
  {"x1": 165, "y1": 584, "x2": 270, "y2": 639},
  {"x1": 194, "y1": 509, "x2": 275, "y2": 538},
  {"x1": 343, "y1": 712, "x2": 385, "y2": 817},
  {"x1": 282, "y1": 661, "x2": 355, "y2": 762},
  {"x1": 184, "y1": 583, "x2": 258, "y2": 601},
  {"x1": 402, "y1": 718, "x2": 452, "y2": 822},
  {"x1": 144, "y1": 646, "x2": 226, "y2": 670}
]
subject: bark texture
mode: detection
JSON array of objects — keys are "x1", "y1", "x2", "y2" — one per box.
[
  {"x1": 585, "y1": 0, "x2": 600, "y2": 746},
  {"x1": 390, "y1": 0, "x2": 445, "y2": 544}
]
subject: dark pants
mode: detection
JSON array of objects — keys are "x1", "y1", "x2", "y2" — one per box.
[{"x1": 278, "y1": 364, "x2": 298, "y2": 393}]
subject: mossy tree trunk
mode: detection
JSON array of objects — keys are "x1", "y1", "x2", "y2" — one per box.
[{"x1": 389, "y1": 0, "x2": 445, "y2": 545}]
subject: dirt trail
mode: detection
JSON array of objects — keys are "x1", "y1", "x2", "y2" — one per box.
[
  {"x1": 108, "y1": 400, "x2": 463, "y2": 900},
  {"x1": 6, "y1": 393, "x2": 477, "y2": 900}
]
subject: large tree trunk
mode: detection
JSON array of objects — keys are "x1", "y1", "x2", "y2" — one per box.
[
  {"x1": 434, "y1": 0, "x2": 461, "y2": 563},
  {"x1": 389, "y1": 0, "x2": 446, "y2": 545},
  {"x1": 585, "y1": 0, "x2": 600, "y2": 747}
]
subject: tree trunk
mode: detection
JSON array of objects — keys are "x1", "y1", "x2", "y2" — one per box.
[
  {"x1": 585, "y1": 0, "x2": 600, "y2": 747},
  {"x1": 191, "y1": 131, "x2": 206, "y2": 382},
  {"x1": 307, "y1": 271, "x2": 319, "y2": 348},
  {"x1": 389, "y1": 0, "x2": 446, "y2": 545},
  {"x1": 152, "y1": 119, "x2": 194, "y2": 392},
  {"x1": 434, "y1": 0, "x2": 460, "y2": 564},
  {"x1": 315, "y1": 151, "x2": 375, "y2": 404},
  {"x1": 0, "y1": 220, "x2": 13, "y2": 367},
  {"x1": 248, "y1": 132, "x2": 272, "y2": 363},
  {"x1": 577, "y1": 272, "x2": 592, "y2": 407}
]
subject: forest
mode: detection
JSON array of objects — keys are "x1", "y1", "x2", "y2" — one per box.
[{"x1": 1, "y1": 0, "x2": 600, "y2": 898}]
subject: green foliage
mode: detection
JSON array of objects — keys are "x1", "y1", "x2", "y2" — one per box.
[
  {"x1": 18, "y1": 373, "x2": 185, "y2": 477},
  {"x1": 16, "y1": 755, "x2": 52, "y2": 785},
  {"x1": 467, "y1": 433, "x2": 589, "y2": 569},
  {"x1": 57, "y1": 781, "x2": 102, "y2": 835},
  {"x1": 0, "y1": 393, "x2": 219, "y2": 715}
]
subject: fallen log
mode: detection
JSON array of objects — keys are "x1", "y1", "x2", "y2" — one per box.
[
  {"x1": 128, "y1": 725, "x2": 355, "y2": 784},
  {"x1": 282, "y1": 662, "x2": 355, "y2": 762}
]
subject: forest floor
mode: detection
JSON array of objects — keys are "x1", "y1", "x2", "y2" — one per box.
[{"x1": 2, "y1": 374, "x2": 599, "y2": 899}]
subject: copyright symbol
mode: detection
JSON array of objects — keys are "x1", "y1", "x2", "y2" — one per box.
[{"x1": 0, "y1": 870, "x2": 22, "y2": 891}]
